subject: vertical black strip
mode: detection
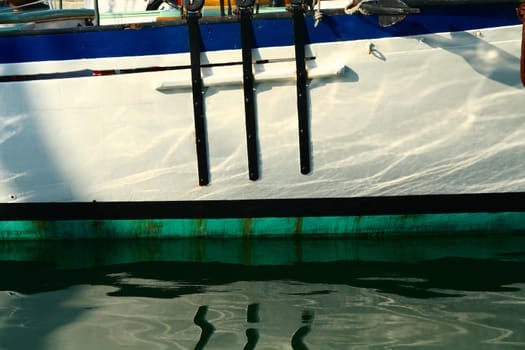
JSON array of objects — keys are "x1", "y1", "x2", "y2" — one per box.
[
  {"x1": 94, "y1": 0, "x2": 100, "y2": 26},
  {"x1": 291, "y1": 310, "x2": 314, "y2": 350},
  {"x1": 220, "y1": 0, "x2": 226, "y2": 16},
  {"x1": 187, "y1": 12, "x2": 210, "y2": 186},
  {"x1": 292, "y1": 2, "x2": 311, "y2": 175},
  {"x1": 193, "y1": 306, "x2": 215, "y2": 350},
  {"x1": 243, "y1": 303, "x2": 260, "y2": 350},
  {"x1": 240, "y1": 5, "x2": 259, "y2": 181}
]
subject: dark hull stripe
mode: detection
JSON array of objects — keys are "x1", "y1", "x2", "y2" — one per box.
[{"x1": 2, "y1": 192, "x2": 525, "y2": 220}]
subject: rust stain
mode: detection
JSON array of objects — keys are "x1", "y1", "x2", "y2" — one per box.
[
  {"x1": 242, "y1": 218, "x2": 252, "y2": 237},
  {"x1": 195, "y1": 218, "x2": 206, "y2": 237},
  {"x1": 33, "y1": 220, "x2": 50, "y2": 239},
  {"x1": 132, "y1": 220, "x2": 163, "y2": 238},
  {"x1": 294, "y1": 217, "x2": 303, "y2": 235},
  {"x1": 147, "y1": 221, "x2": 163, "y2": 235},
  {"x1": 92, "y1": 220, "x2": 117, "y2": 238},
  {"x1": 124, "y1": 23, "x2": 142, "y2": 30},
  {"x1": 34, "y1": 220, "x2": 48, "y2": 231},
  {"x1": 352, "y1": 215, "x2": 363, "y2": 232}
]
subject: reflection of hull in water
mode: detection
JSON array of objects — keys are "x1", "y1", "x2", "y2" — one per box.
[
  {"x1": 1, "y1": 237, "x2": 525, "y2": 348},
  {"x1": 1, "y1": 2, "x2": 525, "y2": 238}
]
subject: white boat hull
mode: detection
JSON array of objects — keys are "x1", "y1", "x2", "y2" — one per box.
[
  {"x1": 1, "y1": 25, "x2": 523, "y2": 202},
  {"x1": 1, "y1": 2, "x2": 525, "y2": 238}
]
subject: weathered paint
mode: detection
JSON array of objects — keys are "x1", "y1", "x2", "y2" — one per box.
[
  {"x1": 2, "y1": 235, "x2": 525, "y2": 268},
  {"x1": 1, "y1": 212, "x2": 525, "y2": 240},
  {"x1": 242, "y1": 218, "x2": 252, "y2": 237}
]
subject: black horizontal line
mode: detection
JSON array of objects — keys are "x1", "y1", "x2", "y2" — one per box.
[
  {"x1": 1, "y1": 193, "x2": 525, "y2": 220},
  {"x1": 0, "y1": 57, "x2": 314, "y2": 82}
]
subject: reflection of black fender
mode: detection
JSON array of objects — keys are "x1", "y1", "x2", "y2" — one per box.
[{"x1": 146, "y1": 0, "x2": 179, "y2": 10}]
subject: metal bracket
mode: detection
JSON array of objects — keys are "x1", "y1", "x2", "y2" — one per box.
[
  {"x1": 186, "y1": 9, "x2": 209, "y2": 186},
  {"x1": 237, "y1": 0, "x2": 259, "y2": 180},
  {"x1": 291, "y1": 0, "x2": 311, "y2": 175}
]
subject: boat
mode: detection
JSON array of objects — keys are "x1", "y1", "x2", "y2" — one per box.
[{"x1": 1, "y1": 0, "x2": 525, "y2": 239}]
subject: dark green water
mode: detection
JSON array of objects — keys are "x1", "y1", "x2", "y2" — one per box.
[{"x1": 1, "y1": 236, "x2": 525, "y2": 349}]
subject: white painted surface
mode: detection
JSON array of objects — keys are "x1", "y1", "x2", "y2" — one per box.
[{"x1": 1, "y1": 25, "x2": 524, "y2": 202}]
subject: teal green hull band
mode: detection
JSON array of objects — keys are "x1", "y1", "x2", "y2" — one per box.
[{"x1": 1, "y1": 212, "x2": 525, "y2": 239}]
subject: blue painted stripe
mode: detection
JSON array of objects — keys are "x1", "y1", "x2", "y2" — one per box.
[{"x1": 0, "y1": 4, "x2": 520, "y2": 64}]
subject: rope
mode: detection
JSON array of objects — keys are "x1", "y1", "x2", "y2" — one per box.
[
  {"x1": 313, "y1": 0, "x2": 322, "y2": 27},
  {"x1": 344, "y1": 0, "x2": 373, "y2": 15},
  {"x1": 311, "y1": 0, "x2": 374, "y2": 28}
]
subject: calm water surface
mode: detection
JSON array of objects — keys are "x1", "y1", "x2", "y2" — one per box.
[{"x1": 1, "y1": 236, "x2": 525, "y2": 349}]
